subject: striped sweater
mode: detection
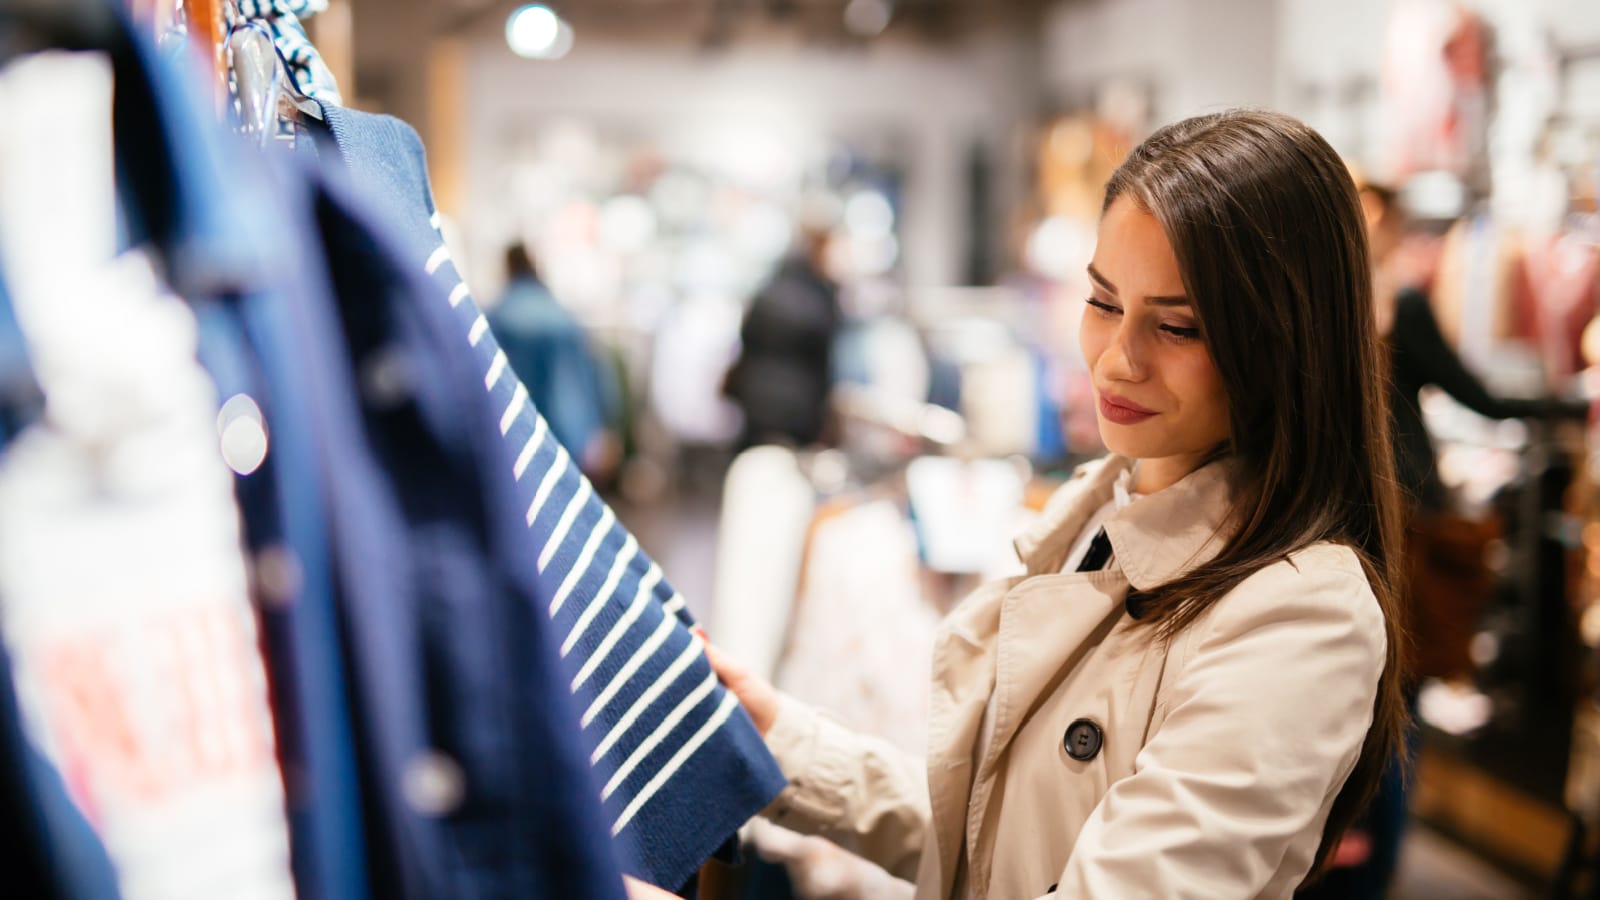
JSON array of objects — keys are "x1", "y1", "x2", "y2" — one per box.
[{"x1": 311, "y1": 106, "x2": 786, "y2": 891}]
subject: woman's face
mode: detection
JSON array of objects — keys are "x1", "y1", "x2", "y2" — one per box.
[{"x1": 1080, "y1": 196, "x2": 1230, "y2": 491}]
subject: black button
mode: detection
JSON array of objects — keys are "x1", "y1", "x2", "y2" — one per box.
[{"x1": 1063, "y1": 718, "x2": 1103, "y2": 761}]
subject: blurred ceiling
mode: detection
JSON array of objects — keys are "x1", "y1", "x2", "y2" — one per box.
[
  {"x1": 430, "y1": 0, "x2": 1051, "y2": 46},
  {"x1": 341, "y1": 0, "x2": 1051, "y2": 129}
]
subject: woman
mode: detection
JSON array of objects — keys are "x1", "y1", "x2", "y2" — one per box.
[{"x1": 634, "y1": 109, "x2": 1408, "y2": 899}]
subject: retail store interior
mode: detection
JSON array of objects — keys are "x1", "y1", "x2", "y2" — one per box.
[{"x1": 8, "y1": 0, "x2": 1600, "y2": 897}]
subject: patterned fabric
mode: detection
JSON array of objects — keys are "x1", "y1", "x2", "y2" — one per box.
[{"x1": 226, "y1": 0, "x2": 341, "y2": 104}]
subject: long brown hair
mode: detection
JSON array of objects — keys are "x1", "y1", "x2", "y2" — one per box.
[{"x1": 1103, "y1": 110, "x2": 1408, "y2": 872}]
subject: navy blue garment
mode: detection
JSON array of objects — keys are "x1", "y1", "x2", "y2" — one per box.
[
  {"x1": 0, "y1": 275, "x2": 120, "y2": 900},
  {"x1": 297, "y1": 156, "x2": 627, "y2": 900},
  {"x1": 311, "y1": 103, "x2": 786, "y2": 892},
  {"x1": 0, "y1": 274, "x2": 42, "y2": 444},
  {"x1": 107, "y1": 12, "x2": 626, "y2": 898},
  {"x1": 103, "y1": 19, "x2": 367, "y2": 900}
]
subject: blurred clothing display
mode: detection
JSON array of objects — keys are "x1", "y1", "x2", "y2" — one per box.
[
  {"x1": 308, "y1": 99, "x2": 785, "y2": 892},
  {"x1": 905, "y1": 457, "x2": 1027, "y2": 576},
  {"x1": 0, "y1": 248, "x2": 297, "y2": 900},
  {"x1": 716, "y1": 446, "x2": 1040, "y2": 899},
  {"x1": 1389, "y1": 287, "x2": 1585, "y2": 512},
  {"x1": 711, "y1": 446, "x2": 815, "y2": 682},
  {"x1": 1431, "y1": 213, "x2": 1600, "y2": 390},
  {"x1": 11, "y1": 0, "x2": 1600, "y2": 895},
  {"x1": 754, "y1": 497, "x2": 940, "y2": 900},
  {"x1": 0, "y1": 634, "x2": 122, "y2": 900},
  {"x1": 0, "y1": 49, "x2": 295, "y2": 900},
  {"x1": 777, "y1": 498, "x2": 940, "y2": 756},
  {"x1": 725, "y1": 253, "x2": 843, "y2": 448},
  {"x1": 1516, "y1": 231, "x2": 1600, "y2": 383},
  {"x1": 652, "y1": 294, "x2": 744, "y2": 446},
  {"x1": 489, "y1": 257, "x2": 615, "y2": 476},
  {"x1": 0, "y1": 275, "x2": 120, "y2": 894},
  {"x1": 1381, "y1": 0, "x2": 1490, "y2": 185}
]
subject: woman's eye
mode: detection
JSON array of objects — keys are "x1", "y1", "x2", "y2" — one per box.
[
  {"x1": 1160, "y1": 323, "x2": 1202, "y2": 340},
  {"x1": 1086, "y1": 297, "x2": 1121, "y2": 316}
]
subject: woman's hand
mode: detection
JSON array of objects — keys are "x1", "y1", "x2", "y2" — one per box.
[{"x1": 694, "y1": 628, "x2": 778, "y2": 737}]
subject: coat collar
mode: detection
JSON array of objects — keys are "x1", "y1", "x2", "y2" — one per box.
[{"x1": 1013, "y1": 454, "x2": 1239, "y2": 590}]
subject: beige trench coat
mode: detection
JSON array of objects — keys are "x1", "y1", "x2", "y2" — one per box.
[{"x1": 760, "y1": 455, "x2": 1386, "y2": 899}]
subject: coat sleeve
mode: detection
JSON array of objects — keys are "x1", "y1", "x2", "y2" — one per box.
[
  {"x1": 1054, "y1": 556, "x2": 1387, "y2": 899},
  {"x1": 760, "y1": 693, "x2": 931, "y2": 881}
]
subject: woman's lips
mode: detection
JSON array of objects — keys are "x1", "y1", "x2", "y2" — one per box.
[{"x1": 1098, "y1": 391, "x2": 1158, "y2": 426}]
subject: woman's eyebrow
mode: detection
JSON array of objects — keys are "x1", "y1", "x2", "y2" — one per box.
[
  {"x1": 1087, "y1": 263, "x2": 1190, "y2": 306},
  {"x1": 1086, "y1": 263, "x2": 1117, "y2": 295}
]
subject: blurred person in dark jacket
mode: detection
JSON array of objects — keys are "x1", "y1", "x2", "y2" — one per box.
[
  {"x1": 1363, "y1": 183, "x2": 1588, "y2": 514},
  {"x1": 723, "y1": 227, "x2": 843, "y2": 449},
  {"x1": 490, "y1": 243, "x2": 619, "y2": 480}
]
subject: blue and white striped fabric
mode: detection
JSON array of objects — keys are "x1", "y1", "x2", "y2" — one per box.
[
  {"x1": 227, "y1": 0, "x2": 342, "y2": 104},
  {"x1": 313, "y1": 107, "x2": 786, "y2": 892}
]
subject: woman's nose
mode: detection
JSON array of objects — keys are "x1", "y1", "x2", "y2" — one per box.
[{"x1": 1098, "y1": 324, "x2": 1146, "y2": 382}]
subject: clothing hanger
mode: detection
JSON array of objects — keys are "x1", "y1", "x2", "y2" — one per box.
[
  {"x1": 227, "y1": 20, "x2": 280, "y2": 144},
  {"x1": 223, "y1": 0, "x2": 320, "y2": 145},
  {"x1": 269, "y1": 37, "x2": 323, "y2": 122}
]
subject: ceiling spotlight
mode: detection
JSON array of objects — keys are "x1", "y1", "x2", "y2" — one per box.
[
  {"x1": 843, "y1": 0, "x2": 892, "y2": 38},
  {"x1": 507, "y1": 5, "x2": 574, "y2": 60}
]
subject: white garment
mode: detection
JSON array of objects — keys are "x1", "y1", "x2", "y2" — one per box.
[
  {"x1": 0, "y1": 53, "x2": 294, "y2": 900},
  {"x1": 712, "y1": 445, "x2": 815, "y2": 679},
  {"x1": 906, "y1": 457, "x2": 1025, "y2": 576},
  {"x1": 759, "y1": 498, "x2": 939, "y2": 899}
]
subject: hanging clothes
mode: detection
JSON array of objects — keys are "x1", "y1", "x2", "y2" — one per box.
[
  {"x1": 756, "y1": 496, "x2": 941, "y2": 900},
  {"x1": 101, "y1": 18, "x2": 368, "y2": 898},
  {"x1": 302, "y1": 102, "x2": 787, "y2": 892},
  {"x1": 0, "y1": 274, "x2": 120, "y2": 900},
  {"x1": 1516, "y1": 232, "x2": 1600, "y2": 384},
  {"x1": 289, "y1": 158, "x2": 630, "y2": 900},
  {"x1": 7, "y1": 5, "x2": 633, "y2": 896},
  {"x1": 0, "y1": 47, "x2": 297, "y2": 900},
  {"x1": 711, "y1": 446, "x2": 816, "y2": 681}
]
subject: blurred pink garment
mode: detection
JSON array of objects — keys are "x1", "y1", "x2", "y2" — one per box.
[
  {"x1": 1381, "y1": 0, "x2": 1488, "y2": 181},
  {"x1": 1517, "y1": 233, "x2": 1600, "y2": 382}
]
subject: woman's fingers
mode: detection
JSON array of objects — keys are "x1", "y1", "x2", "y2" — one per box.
[{"x1": 695, "y1": 630, "x2": 778, "y2": 736}]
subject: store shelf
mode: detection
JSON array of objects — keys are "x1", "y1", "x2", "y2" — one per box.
[{"x1": 1413, "y1": 744, "x2": 1570, "y2": 881}]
